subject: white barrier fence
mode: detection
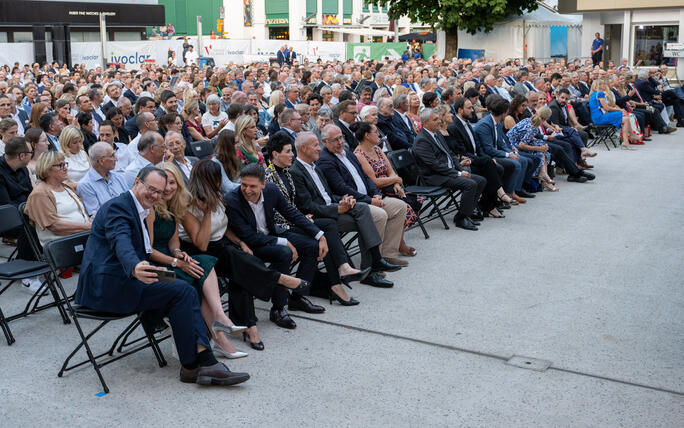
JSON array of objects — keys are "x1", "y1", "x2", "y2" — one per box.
[{"x1": 0, "y1": 38, "x2": 346, "y2": 69}]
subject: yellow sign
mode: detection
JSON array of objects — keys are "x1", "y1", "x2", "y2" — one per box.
[
  {"x1": 323, "y1": 14, "x2": 339, "y2": 25},
  {"x1": 265, "y1": 18, "x2": 289, "y2": 25},
  {"x1": 217, "y1": 19, "x2": 223, "y2": 34}
]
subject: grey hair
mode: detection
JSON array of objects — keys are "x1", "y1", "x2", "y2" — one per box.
[
  {"x1": 279, "y1": 108, "x2": 297, "y2": 125},
  {"x1": 138, "y1": 131, "x2": 159, "y2": 153},
  {"x1": 359, "y1": 105, "x2": 378, "y2": 120},
  {"x1": 117, "y1": 97, "x2": 131, "y2": 107},
  {"x1": 377, "y1": 97, "x2": 393, "y2": 111},
  {"x1": 318, "y1": 106, "x2": 332, "y2": 118},
  {"x1": 419, "y1": 78, "x2": 431, "y2": 89},
  {"x1": 295, "y1": 131, "x2": 318, "y2": 149},
  {"x1": 393, "y1": 94, "x2": 408, "y2": 109},
  {"x1": 420, "y1": 108, "x2": 437, "y2": 124},
  {"x1": 533, "y1": 77, "x2": 545, "y2": 86},
  {"x1": 637, "y1": 69, "x2": 649, "y2": 80},
  {"x1": 330, "y1": 83, "x2": 341, "y2": 91},
  {"x1": 88, "y1": 141, "x2": 112, "y2": 162},
  {"x1": 372, "y1": 87, "x2": 389, "y2": 103},
  {"x1": 165, "y1": 130, "x2": 182, "y2": 142},
  {"x1": 484, "y1": 74, "x2": 495, "y2": 83},
  {"x1": 320, "y1": 124, "x2": 341, "y2": 140},
  {"x1": 285, "y1": 84, "x2": 298, "y2": 93},
  {"x1": 206, "y1": 94, "x2": 221, "y2": 105}
]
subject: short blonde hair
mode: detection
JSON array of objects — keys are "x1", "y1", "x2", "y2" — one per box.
[
  {"x1": 35, "y1": 151, "x2": 65, "y2": 181},
  {"x1": 531, "y1": 106, "x2": 552, "y2": 127},
  {"x1": 268, "y1": 90, "x2": 283, "y2": 108},
  {"x1": 59, "y1": 125, "x2": 84, "y2": 156}
]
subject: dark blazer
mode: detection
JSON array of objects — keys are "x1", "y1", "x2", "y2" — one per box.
[
  {"x1": 548, "y1": 99, "x2": 570, "y2": 127},
  {"x1": 17, "y1": 109, "x2": 29, "y2": 130},
  {"x1": 446, "y1": 118, "x2": 492, "y2": 168},
  {"x1": 333, "y1": 119, "x2": 359, "y2": 150},
  {"x1": 75, "y1": 191, "x2": 149, "y2": 314},
  {"x1": 473, "y1": 116, "x2": 512, "y2": 158},
  {"x1": 377, "y1": 113, "x2": 411, "y2": 150},
  {"x1": 124, "y1": 115, "x2": 139, "y2": 139},
  {"x1": 272, "y1": 128, "x2": 297, "y2": 157},
  {"x1": 225, "y1": 182, "x2": 320, "y2": 249},
  {"x1": 317, "y1": 147, "x2": 379, "y2": 204},
  {"x1": 635, "y1": 79, "x2": 659, "y2": 103},
  {"x1": 154, "y1": 106, "x2": 168, "y2": 120},
  {"x1": 276, "y1": 50, "x2": 286, "y2": 66},
  {"x1": 578, "y1": 81, "x2": 591, "y2": 97},
  {"x1": 610, "y1": 89, "x2": 631, "y2": 110},
  {"x1": 289, "y1": 159, "x2": 341, "y2": 219},
  {"x1": 315, "y1": 81, "x2": 330, "y2": 94},
  {"x1": 102, "y1": 101, "x2": 116, "y2": 116},
  {"x1": 123, "y1": 88, "x2": 138, "y2": 104},
  {"x1": 411, "y1": 128, "x2": 462, "y2": 187}
]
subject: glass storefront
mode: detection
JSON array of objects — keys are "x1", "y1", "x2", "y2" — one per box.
[
  {"x1": 633, "y1": 25, "x2": 679, "y2": 66},
  {"x1": 269, "y1": 27, "x2": 289, "y2": 40}
]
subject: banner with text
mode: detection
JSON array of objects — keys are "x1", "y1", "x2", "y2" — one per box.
[{"x1": 346, "y1": 42, "x2": 435, "y2": 61}]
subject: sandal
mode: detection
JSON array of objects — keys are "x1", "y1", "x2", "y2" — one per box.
[{"x1": 485, "y1": 209, "x2": 505, "y2": 218}]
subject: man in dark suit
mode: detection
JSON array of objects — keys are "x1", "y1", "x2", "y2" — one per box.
[
  {"x1": 314, "y1": 71, "x2": 333, "y2": 94},
  {"x1": 276, "y1": 46, "x2": 287, "y2": 67},
  {"x1": 376, "y1": 98, "x2": 411, "y2": 151},
  {"x1": 271, "y1": 108, "x2": 301, "y2": 157},
  {"x1": 125, "y1": 96, "x2": 156, "y2": 140},
  {"x1": 75, "y1": 166, "x2": 249, "y2": 386},
  {"x1": 333, "y1": 100, "x2": 360, "y2": 150},
  {"x1": 548, "y1": 89, "x2": 595, "y2": 165},
  {"x1": 636, "y1": 69, "x2": 684, "y2": 127},
  {"x1": 412, "y1": 108, "x2": 486, "y2": 231},
  {"x1": 317, "y1": 124, "x2": 408, "y2": 265},
  {"x1": 391, "y1": 94, "x2": 417, "y2": 146},
  {"x1": 473, "y1": 97, "x2": 536, "y2": 202},
  {"x1": 154, "y1": 90, "x2": 178, "y2": 120},
  {"x1": 290, "y1": 132, "x2": 399, "y2": 288},
  {"x1": 226, "y1": 164, "x2": 327, "y2": 329},
  {"x1": 287, "y1": 47, "x2": 296, "y2": 65}
]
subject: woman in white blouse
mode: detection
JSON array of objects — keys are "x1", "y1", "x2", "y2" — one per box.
[{"x1": 59, "y1": 125, "x2": 91, "y2": 183}]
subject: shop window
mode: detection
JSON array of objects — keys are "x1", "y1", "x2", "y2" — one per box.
[
  {"x1": 634, "y1": 25, "x2": 679, "y2": 66},
  {"x1": 322, "y1": 30, "x2": 334, "y2": 41},
  {"x1": 12, "y1": 32, "x2": 33, "y2": 43},
  {"x1": 269, "y1": 28, "x2": 289, "y2": 40}
]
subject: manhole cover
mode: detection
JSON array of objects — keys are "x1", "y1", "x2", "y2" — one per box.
[{"x1": 505, "y1": 355, "x2": 552, "y2": 372}]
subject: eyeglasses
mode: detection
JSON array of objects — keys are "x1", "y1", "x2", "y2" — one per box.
[
  {"x1": 22, "y1": 150, "x2": 34, "y2": 156},
  {"x1": 326, "y1": 135, "x2": 344, "y2": 142},
  {"x1": 52, "y1": 162, "x2": 68, "y2": 169},
  {"x1": 141, "y1": 181, "x2": 164, "y2": 196}
]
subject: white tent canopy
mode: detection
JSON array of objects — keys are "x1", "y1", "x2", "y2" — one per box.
[{"x1": 454, "y1": 7, "x2": 582, "y2": 61}]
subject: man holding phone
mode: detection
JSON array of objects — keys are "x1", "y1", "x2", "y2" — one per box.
[{"x1": 75, "y1": 166, "x2": 249, "y2": 386}]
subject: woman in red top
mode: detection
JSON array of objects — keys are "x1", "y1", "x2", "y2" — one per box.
[{"x1": 182, "y1": 100, "x2": 206, "y2": 141}]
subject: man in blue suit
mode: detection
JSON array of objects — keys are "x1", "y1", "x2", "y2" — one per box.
[
  {"x1": 391, "y1": 94, "x2": 417, "y2": 148},
  {"x1": 376, "y1": 98, "x2": 411, "y2": 150},
  {"x1": 473, "y1": 96, "x2": 536, "y2": 203},
  {"x1": 226, "y1": 164, "x2": 328, "y2": 330},
  {"x1": 276, "y1": 45, "x2": 287, "y2": 67},
  {"x1": 75, "y1": 166, "x2": 249, "y2": 386}
]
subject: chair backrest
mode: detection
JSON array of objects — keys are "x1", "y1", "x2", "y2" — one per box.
[
  {"x1": 43, "y1": 232, "x2": 90, "y2": 271},
  {"x1": 189, "y1": 139, "x2": 214, "y2": 159},
  {"x1": 386, "y1": 149, "x2": 420, "y2": 187},
  {"x1": 17, "y1": 202, "x2": 46, "y2": 260},
  {"x1": 0, "y1": 204, "x2": 25, "y2": 235}
]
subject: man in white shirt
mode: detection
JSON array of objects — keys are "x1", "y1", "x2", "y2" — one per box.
[{"x1": 185, "y1": 45, "x2": 199, "y2": 66}]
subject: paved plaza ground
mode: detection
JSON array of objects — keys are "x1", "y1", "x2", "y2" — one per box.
[{"x1": 2, "y1": 133, "x2": 683, "y2": 427}]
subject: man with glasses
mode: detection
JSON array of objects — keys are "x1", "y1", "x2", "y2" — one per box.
[
  {"x1": 125, "y1": 96, "x2": 156, "y2": 139},
  {"x1": 272, "y1": 108, "x2": 302, "y2": 156},
  {"x1": 333, "y1": 100, "x2": 360, "y2": 150},
  {"x1": 75, "y1": 165, "x2": 250, "y2": 387},
  {"x1": 77, "y1": 142, "x2": 128, "y2": 216},
  {"x1": 0, "y1": 137, "x2": 36, "y2": 262},
  {"x1": 284, "y1": 84, "x2": 300, "y2": 109},
  {"x1": 126, "y1": 111, "x2": 160, "y2": 159},
  {"x1": 124, "y1": 132, "x2": 166, "y2": 187}
]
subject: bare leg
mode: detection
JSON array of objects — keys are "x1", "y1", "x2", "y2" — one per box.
[
  {"x1": 245, "y1": 325, "x2": 261, "y2": 343},
  {"x1": 330, "y1": 283, "x2": 351, "y2": 301},
  {"x1": 398, "y1": 228, "x2": 415, "y2": 256},
  {"x1": 278, "y1": 273, "x2": 303, "y2": 288},
  {"x1": 621, "y1": 116, "x2": 633, "y2": 148},
  {"x1": 338, "y1": 263, "x2": 362, "y2": 277},
  {"x1": 200, "y1": 269, "x2": 238, "y2": 354}
]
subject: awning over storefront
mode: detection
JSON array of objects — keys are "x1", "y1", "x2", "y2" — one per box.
[{"x1": 321, "y1": 27, "x2": 397, "y2": 37}]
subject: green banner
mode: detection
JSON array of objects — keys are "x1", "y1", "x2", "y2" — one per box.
[{"x1": 346, "y1": 42, "x2": 435, "y2": 61}]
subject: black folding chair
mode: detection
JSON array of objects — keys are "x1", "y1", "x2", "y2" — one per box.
[
  {"x1": 189, "y1": 139, "x2": 214, "y2": 159},
  {"x1": 0, "y1": 204, "x2": 69, "y2": 345},
  {"x1": 588, "y1": 124, "x2": 618, "y2": 150},
  {"x1": 44, "y1": 232, "x2": 168, "y2": 393},
  {"x1": 386, "y1": 150, "x2": 456, "y2": 239}
]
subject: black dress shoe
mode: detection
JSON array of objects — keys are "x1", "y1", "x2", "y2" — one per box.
[
  {"x1": 470, "y1": 211, "x2": 484, "y2": 221},
  {"x1": 497, "y1": 202, "x2": 511, "y2": 210},
  {"x1": 288, "y1": 295, "x2": 325, "y2": 314},
  {"x1": 269, "y1": 307, "x2": 297, "y2": 329},
  {"x1": 329, "y1": 289, "x2": 360, "y2": 306},
  {"x1": 360, "y1": 272, "x2": 394, "y2": 288},
  {"x1": 372, "y1": 258, "x2": 401, "y2": 273},
  {"x1": 454, "y1": 217, "x2": 478, "y2": 231},
  {"x1": 567, "y1": 174, "x2": 588, "y2": 183},
  {"x1": 340, "y1": 267, "x2": 371, "y2": 285},
  {"x1": 195, "y1": 362, "x2": 250, "y2": 386},
  {"x1": 516, "y1": 189, "x2": 536, "y2": 198},
  {"x1": 581, "y1": 171, "x2": 595, "y2": 181},
  {"x1": 468, "y1": 217, "x2": 481, "y2": 226}
]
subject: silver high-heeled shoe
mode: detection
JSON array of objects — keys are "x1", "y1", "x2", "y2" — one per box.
[
  {"x1": 212, "y1": 321, "x2": 247, "y2": 337},
  {"x1": 212, "y1": 343, "x2": 248, "y2": 359}
]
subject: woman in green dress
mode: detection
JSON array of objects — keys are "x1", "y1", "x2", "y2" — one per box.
[
  {"x1": 146, "y1": 162, "x2": 248, "y2": 359},
  {"x1": 234, "y1": 114, "x2": 267, "y2": 169}
]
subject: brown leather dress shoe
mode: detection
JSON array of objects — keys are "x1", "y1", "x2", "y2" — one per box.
[
  {"x1": 511, "y1": 194, "x2": 527, "y2": 204},
  {"x1": 196, "y1": 362, "x2": 250, "y2": 386},
  {"x1": 180, "y1": 366, "x2": 199, "y2": 383}
]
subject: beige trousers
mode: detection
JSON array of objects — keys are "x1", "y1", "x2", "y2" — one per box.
[{"x1": 368, "y1": 197, "x2": 407, "y2": 259}]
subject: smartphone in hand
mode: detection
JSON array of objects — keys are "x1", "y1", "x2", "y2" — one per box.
[{"x1": 156, "y1": 269, "x2": 177, "y2": 283}]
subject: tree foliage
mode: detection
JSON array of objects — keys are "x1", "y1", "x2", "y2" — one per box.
[{"x1": 366, "y1": 0, "x2": 539, "y2": 34}]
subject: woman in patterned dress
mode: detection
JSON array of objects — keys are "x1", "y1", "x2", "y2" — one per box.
[{"x1": 234, "y1": 114, "x2": 266, "y2": 170}]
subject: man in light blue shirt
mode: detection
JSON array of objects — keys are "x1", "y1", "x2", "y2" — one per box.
[
  {"x1": 124, "y1": 132, "x2": 166, "y2": 188},
  {"x1": 77, "y1": 142, "x2": 129, "y2": 216}
]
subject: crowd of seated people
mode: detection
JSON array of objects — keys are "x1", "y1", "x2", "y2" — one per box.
[{"x1": 1, "y1": 53, "x2": 679, "y2": 387}]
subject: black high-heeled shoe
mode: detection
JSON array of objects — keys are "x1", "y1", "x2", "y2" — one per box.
[
  {"x1": 329, "y1": 289, "x2": 360, "y2": 306},
  {"x1": 242, "y1": 332, "x2": 264, "y2": 351},
  {"x1": 293, "y1": 279, "x2": 310, "y2": 293}
]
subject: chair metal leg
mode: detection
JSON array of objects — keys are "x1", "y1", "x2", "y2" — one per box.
[
  {"x1": 58, "y1": 318, "x2": 111, "y2": 394},
  {"x1": 0, "y1": 305, "x2": 15, "y2": 345}
]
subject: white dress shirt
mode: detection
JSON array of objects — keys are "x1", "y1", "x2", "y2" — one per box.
[
  {"x1": 424, "y1": 129, "x2": 454, "y2": 170},
  {"x1": 457, "y1": 116, "x2": 477, "y2": 154},
  {"x1": 247, "y1": 192, "x2": 288, "y2": 246},
  {"x1": 129, "y1": 190, "x2": 152, "y2": 254},
  {"x1": 296, "y1": 158, "x2": 332, "y2": 205},
  {"x1": 335, "y1": 151, "x2": 367, "y2": 195}
]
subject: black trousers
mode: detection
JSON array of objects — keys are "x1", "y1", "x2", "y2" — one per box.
[
  {"x1": 335, "y1": 202, "x2": 382, "y2": 269},
  {"x1": 3, "y1": 226, "x2": 37, "y2": 261},
  {"x1": 470, "y1": 160, "x2": 502, "y2": 212},
  {"x1": 548, "y1": 141, "x2": 581, "y2": 176},
  {"x1": 592, "y1": 52, "x2": 602, "y2": 66},
  {"x1": 662, "y1": 90, "x2": 684, "y2": 120},
  {"x1": 182, "y1": 237, "x2": 279, "y2": 328},
  {"x1": 251, "y1": 230, "x2": 318, "y2": 309},
  {"x1": 442, "y1": 173, "x2": 486, "y2": 219},
  {"x1": 292, "y1": 218, "x2": 346, "y2": 286},
  {"x1": 134, "y1": 280, "x2": 210, "y2": 367}
]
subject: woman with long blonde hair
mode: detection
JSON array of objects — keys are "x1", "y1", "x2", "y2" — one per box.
[
  {"x1": 146, "y1": 162, "x2": 248, "y2": 359},
  {"x1": 234, "y1": 114, "x2": 265, "y2": 169},
  {"x1": 589, "y1": 78, "x2": 636, "y2": 149}
]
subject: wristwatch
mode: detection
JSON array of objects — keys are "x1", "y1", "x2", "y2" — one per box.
[{"x1": 172, "y1": 258, "x2": 178, "y2": 268}]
